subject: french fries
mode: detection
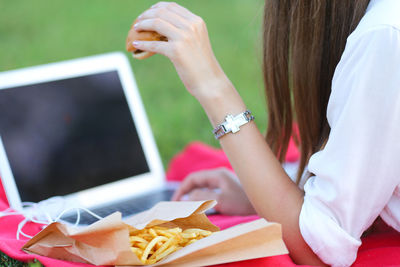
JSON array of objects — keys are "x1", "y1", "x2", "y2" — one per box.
[{"x1": 129, "y1": 226, "x2": 212, "y2": 264}]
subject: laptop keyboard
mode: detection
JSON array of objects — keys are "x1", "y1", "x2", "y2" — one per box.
[{"x1": 61, "y1": 188, "x2": 175, "y2": 225}]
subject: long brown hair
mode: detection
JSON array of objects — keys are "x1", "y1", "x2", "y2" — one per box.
[{"x1": 263, "y1": 0, "x2": 370, "y2": 184}]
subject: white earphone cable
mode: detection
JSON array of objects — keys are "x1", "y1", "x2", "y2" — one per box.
[{"x1": 0, "y1": 197, "x2": 103, "y2": 240}]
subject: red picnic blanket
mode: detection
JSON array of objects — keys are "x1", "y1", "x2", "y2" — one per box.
[{"x1": 0, "y1": 141, "x2": 399, "y2": 266}]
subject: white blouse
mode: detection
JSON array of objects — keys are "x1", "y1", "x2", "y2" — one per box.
[{"x1": 298, "y1": 0, "x2": 400, "y2": 266}]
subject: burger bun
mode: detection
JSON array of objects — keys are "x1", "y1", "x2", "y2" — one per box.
[{"x1": 126, "y1": 19, "x2": 167, "y2": 59}]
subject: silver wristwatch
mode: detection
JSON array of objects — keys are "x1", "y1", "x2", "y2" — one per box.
[{"x1": 213, "y1": 110, "x2": 254, "y2": 139}]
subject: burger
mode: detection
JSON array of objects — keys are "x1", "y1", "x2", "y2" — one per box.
[{"x1": 126, "y1": 19, "x2": 167, "y2": 59}]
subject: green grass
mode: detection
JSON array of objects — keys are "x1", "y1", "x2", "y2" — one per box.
[
  {"x1": 0, "y1": 0, "x2": 266, "y2": 263},
  {"x1": 0, "y1": 251, "x2": 43, "y2": 267}
]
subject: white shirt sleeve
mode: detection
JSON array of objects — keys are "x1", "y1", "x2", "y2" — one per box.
[{"x1": 299, "y1": 25, "x2": 400, "y2": 267}]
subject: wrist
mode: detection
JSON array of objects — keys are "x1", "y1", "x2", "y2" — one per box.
[
  {"x1": 194, "y1": 77, "x2": 247, "y2": 127},
  {"x1": 191, "y1": 68, "x2": 230, "y2": 100}
]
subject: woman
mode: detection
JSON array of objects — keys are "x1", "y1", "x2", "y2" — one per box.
[{"x1": 132, "y1": 0, "x2": 400, "y2": 266}]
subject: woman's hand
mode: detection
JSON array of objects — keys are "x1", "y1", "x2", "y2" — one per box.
[
  {"x1": 132, "y1": 2, "x2": 229, "y2": 100},
  {"x1": 171, "y1": 167, "x2": 257, "y2": 216}
]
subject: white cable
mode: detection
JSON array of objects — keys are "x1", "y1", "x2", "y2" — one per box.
[
  {"x1": 0, "y1": 208, "x2": 19, "y2": 218},
  {"x1": 0, "y1": 197, "x2": 104, "y2": 240},
  {"x1": 55, "y1": 207, "x2": 103, "y2": 226},
  {"x1": 17, "y1": 218, "x2": 33, "y2": 239}
]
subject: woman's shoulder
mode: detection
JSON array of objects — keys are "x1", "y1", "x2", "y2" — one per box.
[
  {"x1": 329, "y1": 0, "x2": 400, "y2": 133},
  {"x1": 339, "y1": 0, "x2": 400, "y2": 65},
  {"x1": 349, "y1": 0, "x2": 400, "y2": 40}
]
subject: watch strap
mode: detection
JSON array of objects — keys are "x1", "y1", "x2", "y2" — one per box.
[{"x1": 213, "y1": 110, "x2": 254, "y2": 139}]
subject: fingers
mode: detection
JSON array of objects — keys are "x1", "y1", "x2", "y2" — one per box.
[
  {"x1": 187, "y1": 188, "x2": 219, "y2": 202},
  {"x1": 133, "y1": 2, "x2": 193, "y2": 57},
  {"x1": 134, "y1": 18, "x2": 180, "y2": 40},
  {"x1": 137, "y1": 6, "x2": 189, "y2": 31},
  {"x1": 151, "y1": 2, "x2": 198, "y2": 21},
  {"x1": 135, "y1": 2, "x2": 204, "y2": 38},
  {"x1": 132, "y1": 40, "x2": 170, "y2": 57},
  {"x1": 171, "y1": 169, "x2": 224, "y2": 201}
]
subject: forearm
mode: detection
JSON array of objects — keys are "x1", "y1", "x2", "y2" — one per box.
[{"x1": 197, "y1": 80, "x2": 326, "y2": 266}]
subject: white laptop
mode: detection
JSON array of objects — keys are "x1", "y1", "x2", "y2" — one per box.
[{"x1": 0, "y1": 52, "x2": 177, "y2": 224}]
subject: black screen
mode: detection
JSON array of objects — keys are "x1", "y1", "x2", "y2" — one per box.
[{"x1": 0, "y1": 71, "x2": 150, "y2": 202}]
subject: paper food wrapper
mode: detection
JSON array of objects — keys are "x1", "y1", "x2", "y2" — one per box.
[{"x1": 22, "y1": 200, "x2": 288, "y2": 266}]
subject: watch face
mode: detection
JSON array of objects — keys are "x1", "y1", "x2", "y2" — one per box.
[{"x1": 212, "y1": 110, "x2": 254, "y2": 139}]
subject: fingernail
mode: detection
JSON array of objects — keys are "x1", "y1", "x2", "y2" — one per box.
[
  {"x1": 132, "y1": 41, "x2": 140, "y2": 47},
  {"x1": 134, "y1": 23, "x2": 139, "y2": 29}
]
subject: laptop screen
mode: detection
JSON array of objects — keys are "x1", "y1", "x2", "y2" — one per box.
[{"x1": 0, "y1": 70, "x2": 150, "y2": 202}]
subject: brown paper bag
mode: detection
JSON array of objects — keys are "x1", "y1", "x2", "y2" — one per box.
[{"x1": 22, "y1": 200, "x2": 288, "y2": 266}]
